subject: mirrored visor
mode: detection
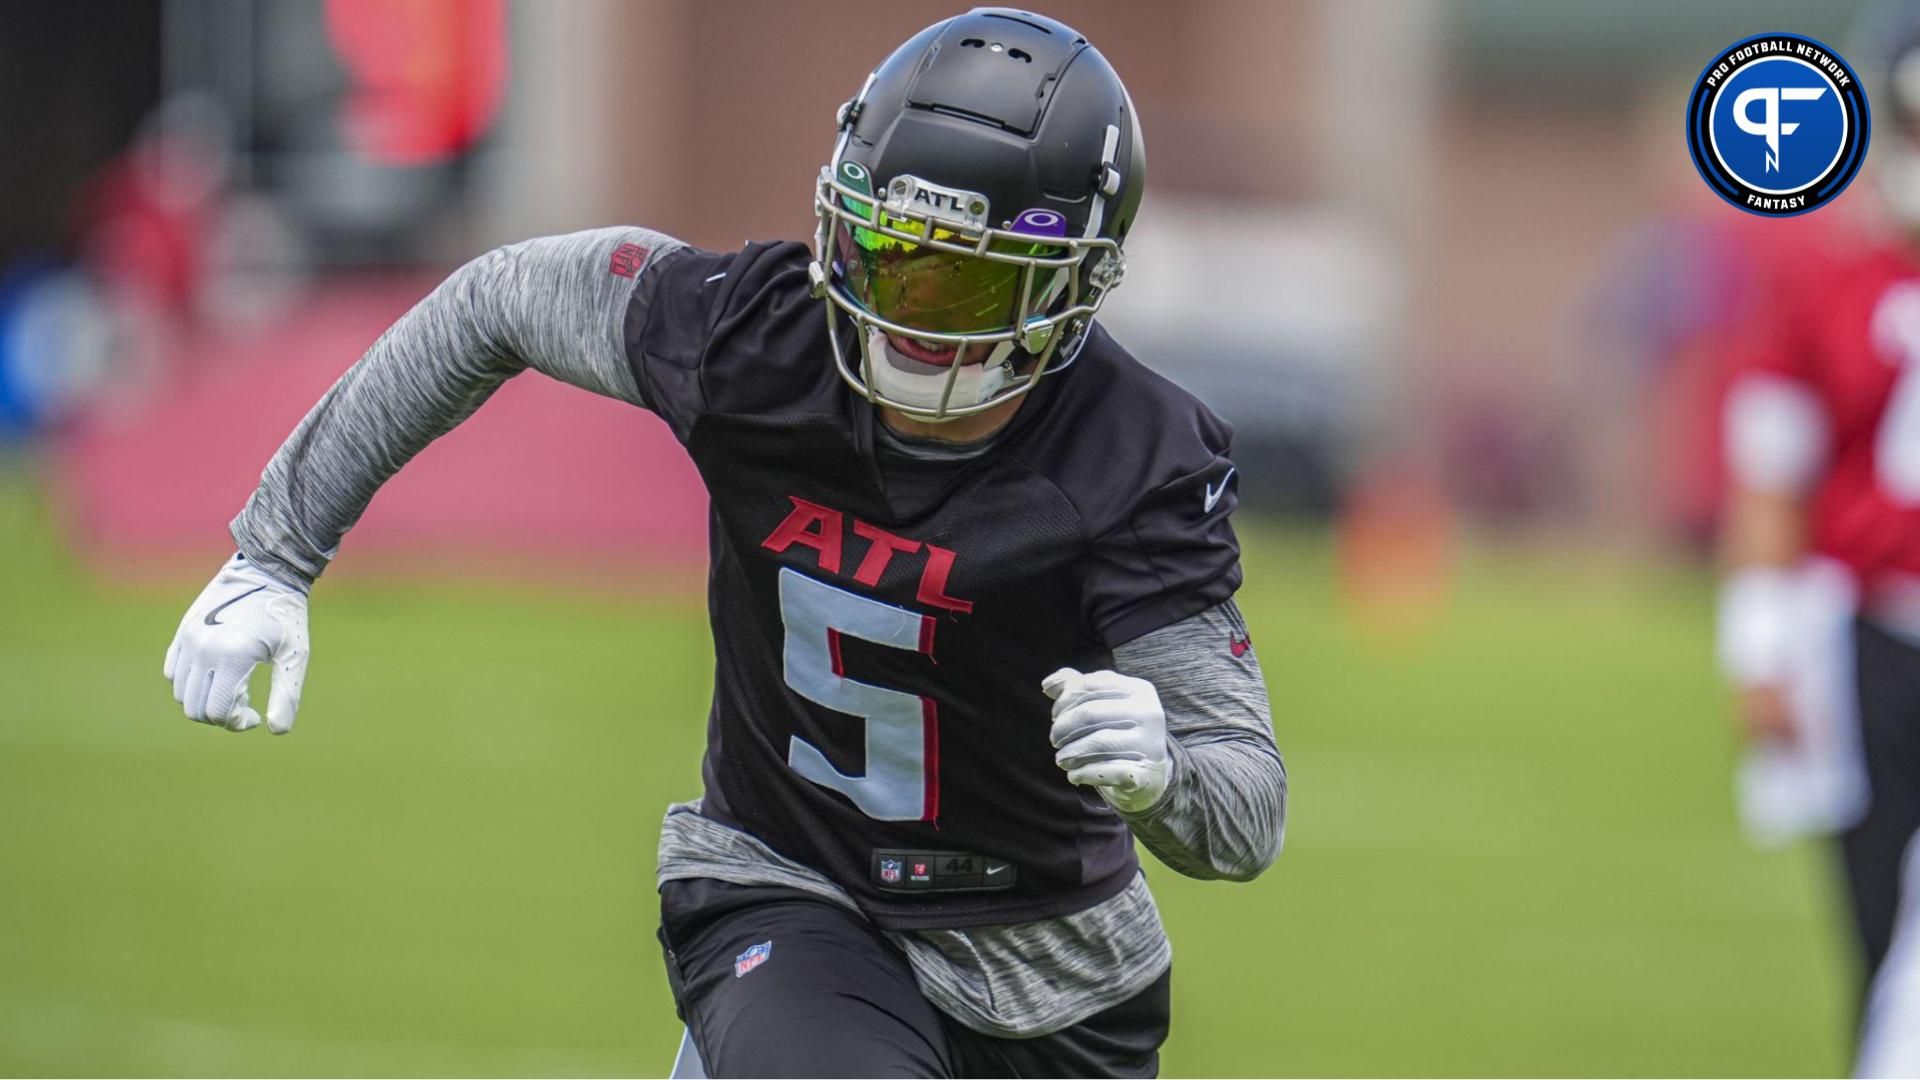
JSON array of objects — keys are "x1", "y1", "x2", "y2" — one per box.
[{"x1": 833, "y1": 192, "x2": 1066, "y2": 336}]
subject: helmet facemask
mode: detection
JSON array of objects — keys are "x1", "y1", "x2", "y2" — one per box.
[{"x1": 810, "y1": 158, "x2": 1125, "y2": 422}]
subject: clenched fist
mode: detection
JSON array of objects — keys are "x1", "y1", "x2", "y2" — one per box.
[
  {"x1": 1041, "y1": 667, "x2": 1171, "y2": 813},
  {"x1": 164, "y1": 554, "x2": 310, "y2": 733}
]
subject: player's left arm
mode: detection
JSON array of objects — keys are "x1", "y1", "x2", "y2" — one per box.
[
  {"x1": 1044, "y1": 599, "x2": 1285, "y2": 882},
  {"x1": 1054, "y1": 393, "x2": 1281, "y2": 878}
]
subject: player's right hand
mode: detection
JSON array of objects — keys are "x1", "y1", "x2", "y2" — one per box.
[
  {"x1": 163, "y1": 554, "x2": 310, "y2": 734},
  {"x1": 1737, "y1": 684, "x2": 1797, "y2": 746}
]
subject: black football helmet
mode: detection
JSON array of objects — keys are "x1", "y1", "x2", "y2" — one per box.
[{"x1": 810, "y1": 8, "x2": 1146, "y2": 421}]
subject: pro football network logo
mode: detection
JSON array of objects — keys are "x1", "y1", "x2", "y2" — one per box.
[{"x1": 1685, "y1": 33, "x2": 1870, "y2": 216}]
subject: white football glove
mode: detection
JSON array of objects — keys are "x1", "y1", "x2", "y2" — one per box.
[
  {"x1": 1041, "y1": 667, "x2": 1171, "y2": 814},
  {"x1": 163, "y1": 554, "x2": 310, "y2": 734}
]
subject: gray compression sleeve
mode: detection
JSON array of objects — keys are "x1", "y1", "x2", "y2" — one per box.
[
  {"x1": 1110, "y1": 599, "x2": 1287, "y2": 881},
  {"x1": 229, "y1": 228, "x2": 679, "y2": 588}
]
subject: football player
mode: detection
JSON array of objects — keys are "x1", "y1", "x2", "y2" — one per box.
[
  {"x1": 1715, "y1": 11, "x2": 1920, "y2": 1073},
  {"x1": 161, "y1": 9, "x2": 1286, "y2": 1077}
]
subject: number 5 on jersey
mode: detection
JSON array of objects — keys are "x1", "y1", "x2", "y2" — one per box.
[{"x1": 778, "y1": 568, "x2": 939, "y2": 821}]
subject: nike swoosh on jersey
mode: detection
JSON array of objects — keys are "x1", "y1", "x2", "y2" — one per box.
[
  {"x1": 1204, "y1": 466, "x2": 1237, "y2": 513},
  {"x1": 203, "y1": 585, "x2": 267, "y2": 626}
]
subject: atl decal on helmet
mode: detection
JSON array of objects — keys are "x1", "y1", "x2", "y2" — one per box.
[{"x1": 1686, "y1": 32, "x2": 1871, "y2": 217}]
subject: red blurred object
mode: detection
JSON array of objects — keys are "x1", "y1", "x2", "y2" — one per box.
[
  {"x1": 73, "y1": 133, "x2": 220, "y2": 313},
  {"x1": 1337, "y1": 465, "x2": 1454, "y2": 638},
  {"x1": 55, "y1": 277, "x2": 709, "y2": 580},
  {"x1": 1676, "y1": 212, "x2": 1861, "y2": 542},
  {"x1": 325, "y1": 0, "x2": 508, "y2": 166},
  {"x1": 1720, "y1": 234, "x2": 1920, "y2": 591}
]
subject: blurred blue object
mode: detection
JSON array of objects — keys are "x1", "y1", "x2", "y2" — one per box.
[
  {"x1": 0, "y1": 259, "x2": 116, "y2": 439},
  {"x1": 0, "y1": 261, "x2": 59, "y2": 438}
]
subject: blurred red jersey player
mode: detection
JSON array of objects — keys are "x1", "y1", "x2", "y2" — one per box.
[{"x1": 1714, "y1": 10, "x2": 1920, "y2": 1073}]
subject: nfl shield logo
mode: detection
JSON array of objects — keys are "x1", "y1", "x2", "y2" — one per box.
[
  {"x1": 880, "y1": 858, "x2": 902, "y2": 884},
  {"x1": 734, "y1": 941, "x2": 772, "y2": 978}
]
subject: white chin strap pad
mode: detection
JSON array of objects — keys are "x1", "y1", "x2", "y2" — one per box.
[{"x1": 865, "y1": 329, "x2": 1014, "y2": 415}]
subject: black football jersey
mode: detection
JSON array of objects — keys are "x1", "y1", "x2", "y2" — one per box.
[{"x1": 624, "y1": 240, "x2": 1242, "y2": 930}]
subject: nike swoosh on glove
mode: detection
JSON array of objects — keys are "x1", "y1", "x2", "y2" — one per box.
[
  {"x1": 164, "y1": 554, "x2": 310, "y2": 734},
  {"x1": 1041, "y1": 667, "x2": 1171, "y2": 813}
]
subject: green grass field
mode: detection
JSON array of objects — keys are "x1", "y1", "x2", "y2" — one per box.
[{"x1": 0, "y1": 465, "x2": 1854, "y2": 1076}]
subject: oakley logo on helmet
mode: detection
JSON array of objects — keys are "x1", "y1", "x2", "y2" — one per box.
[
  {"x1": 1686, "y1": 33, "x2": 1870, "y2": 216},
  {"x1": 1012, "y1": 208, "x2": 1067, "y2": 237}
]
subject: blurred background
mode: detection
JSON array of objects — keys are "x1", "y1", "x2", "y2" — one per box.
[{"x1": 0, "y1": 0, "x2": 1890, "y2": 1074}]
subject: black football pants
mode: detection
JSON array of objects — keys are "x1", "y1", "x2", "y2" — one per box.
[
  {"x1": 1840, "y1": 620, "x2": 1920, "y2": 1028},
  {"x1": 657, "y1": 878, "x2": 1169, "y2": 1078}
]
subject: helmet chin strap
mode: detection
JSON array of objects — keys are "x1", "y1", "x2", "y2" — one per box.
[{"x1": 865, "y1": 328, "x2": 1019, "y2": 419}]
